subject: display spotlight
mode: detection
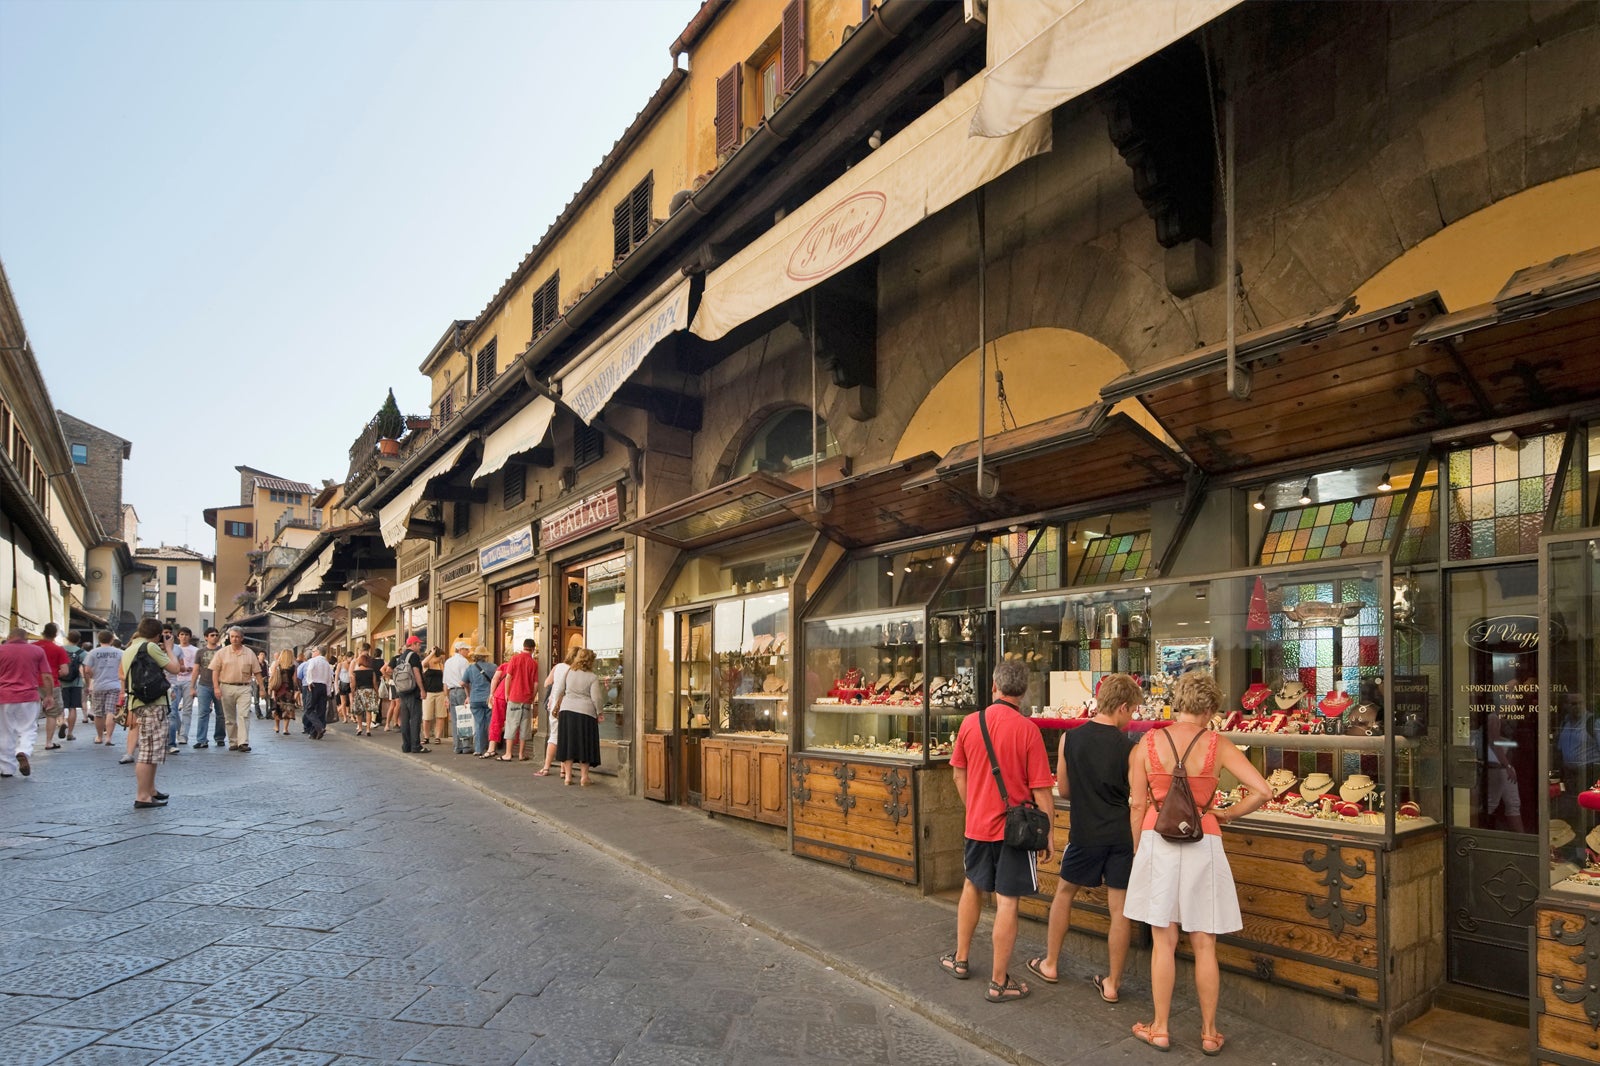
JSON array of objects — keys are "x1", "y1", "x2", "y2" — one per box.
[
  {"x1": 1377, "y1": 467, "x2": 1393, "y2": 492},
  {"x1": 1253, "y1": 488, "x2": 1267, "y2": 511},
  {"x1": 1298, "y1": 479, "x2": 1313, "y2": 506}
]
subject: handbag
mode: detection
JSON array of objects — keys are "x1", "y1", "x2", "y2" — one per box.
[
  {"x1": 1151, "y1": 729, "x2": 1210, "y2": 843},
  {"x1": 976, "y1": 706, "x2": 1053, "y2": 852}
]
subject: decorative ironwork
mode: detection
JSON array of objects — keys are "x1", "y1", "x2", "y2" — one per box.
[
  {"x1": 789, "y1": 759, "x2": 811, "y2": 806},
  {"x1": 1252, "y1": 955, "x2": 1276, "y2": 982},
  {"x1": 1548, "y1": 914, "x2": 1600, "y2": 1031},
  {"x1": 1397, "y1": 368, "x2": 1460, "y2": 425},
  {"x1": 832, "y1": 762, "x2": 856, "y2": 816},
  {"x1": 881, "y1": 768, "x2": 909, "y2": 827},
  {"x1": 1490, "y1": 357, "x2": 1559, "y2": 410},
  {"x1": 1302, "y1": 844, "x2": 1369, "y2": 937},
  {"x1": 1481, "y1": 861, "x2": 1538, "y2": 918}
]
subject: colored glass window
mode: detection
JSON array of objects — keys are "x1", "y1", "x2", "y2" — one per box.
[
  {"x1": 1257, "y1": 493, "x2": 1401, "y2": 566},
  {"x1": 1446, "y1": 431, "x2": 1567, "y2": 559},
  {"x1": 1265, "y1": 576, "x2": 1384, "y2": 702},
  {"x1": 1074, "y1": 529, "x2": 1152, "y2": 585}
]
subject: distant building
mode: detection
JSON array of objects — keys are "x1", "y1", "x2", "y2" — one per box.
[
  {"x1": 134, "y1": 544, "x2": 216, "y2": 632},
  {"x1": 204, "y1": 465, "x2": 319, "y2": 621},
  {"x1": 57, "y1": 411, "x2": 143, "y2": 637}
]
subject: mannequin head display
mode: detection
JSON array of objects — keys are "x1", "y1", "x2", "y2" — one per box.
[
  {"x1": 1300, "y1": 773, "x2": 1335, "y2": 801},
  {"x1": 1338, "y1": 774, "x2": 1377, "y2": 807}
]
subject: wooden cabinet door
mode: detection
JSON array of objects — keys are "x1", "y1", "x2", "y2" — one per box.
[
  {"x1": 643, "y1": 733, "x2": 669, "y2": 802},
  {"x1": 727, "y1": 742, "x2": 757, "y2": 819},
  {"x1": 701, "y1": 738, "x2": 728, "y2": 813},
  {"x1": 755, "y1": 745, "x2": 788, "y2": 826}
]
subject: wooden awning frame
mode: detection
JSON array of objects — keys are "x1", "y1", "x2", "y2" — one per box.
[{"x1": 619, "y1": 470, "x2": 803, "y2": 550}]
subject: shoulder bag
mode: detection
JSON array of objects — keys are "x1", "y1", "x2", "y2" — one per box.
[
  {"x1": 1151, "y1": 729, "x2": 1210, "y2": 843},
  {"x1": 977, "y1": 706, "x2": 1053, "y2": 852}
]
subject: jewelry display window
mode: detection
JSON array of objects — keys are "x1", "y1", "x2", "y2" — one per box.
[
  {"x1": 711, "y1": 590, "x2": 790, "y2": 739},
  {"x1": 802, "y1": 610, "x2": 930, "y2": 760},
  {"x1": 1542, "y1": 533, "x2": 1600, "y2": 898}
]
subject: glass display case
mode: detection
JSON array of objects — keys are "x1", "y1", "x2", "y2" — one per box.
[
  {"x1": 712, "y1": 590, "x2": 790, "y2": 738},
  {"x1": 803, "y1": 609, "x2": 932, "y2": 759},
  {"x1": 1543, "y1": 532, "x2": 1600, "y2": 898},
  {"x1": 999, "y1": 557, "x2": 1445, "y2": 838}
]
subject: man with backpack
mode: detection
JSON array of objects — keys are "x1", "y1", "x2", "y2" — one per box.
[
  {"x1": 391, "y1": 635, "x2": 425, "y2": 753},
  {"x1": 121, "y1": 618, "x2": 187, "y2": 808},
  {"x1": 59, "y1": 629, "x2": 87, "y2": 742}
]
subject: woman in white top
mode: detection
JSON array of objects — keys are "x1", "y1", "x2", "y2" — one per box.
[
  {"x1": 550, "y1": 647, "x2": 604, "y2": 786},
  {"x1": 536, "y1": 646, "x2": 580, "y2": 777}
]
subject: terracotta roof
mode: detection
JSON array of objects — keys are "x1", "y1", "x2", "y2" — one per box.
[
  {"x1": 251, "y1": 474, "x2": 315, "y2": 494},
  {"x1": 135, "y1": 544, "x2": 214, "y2": 563}
]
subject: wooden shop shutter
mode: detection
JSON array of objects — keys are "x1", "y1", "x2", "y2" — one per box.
[
  {"x1": 780, "y1": 0, "x2": 805, "y2": 93},
  {"x1": 532, "y1": 271, "x2": 560, "y2": 336},
  {"x1": 629, "y1": 172, "x2": 652, "y2": 248},
  {"x1": 714, "y1": 63, "x2": 741, "y2": 155},
  {"x1": 613, "y1": 197, "x2": 632, "y2": 261},
  {"x1": 475, "y1": 338, "x2": 497, "y2": 392}
]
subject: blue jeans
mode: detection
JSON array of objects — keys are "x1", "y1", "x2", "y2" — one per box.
[
  {"x1": 192, "y1": 684, "x2": 224, "y2": 745},
  {"x1": 470, "y1": 701, "x2": 491, "y2": 754},
  {"x1": 167, "y1": 679, "x2": 191, "y2": 746}
]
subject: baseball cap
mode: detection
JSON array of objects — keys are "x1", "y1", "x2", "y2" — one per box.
[
  {"x1": 453, "y1": 639, "x2": 471, "y2": 650},
  {"x1": 406, "y1": 635, "x2": 422, "y2": 646}
]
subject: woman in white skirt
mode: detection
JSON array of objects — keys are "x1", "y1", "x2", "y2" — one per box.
[{"x1": 1124, "y1": 672, "x2": 1269, "y2": 1056}]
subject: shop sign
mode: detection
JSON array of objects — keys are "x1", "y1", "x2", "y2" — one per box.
[
  {"x1": 787, "y1": 192, "x2": 885, "y2": 282},
  {"x1": 351, "y1": 608, "x2": 368, "y2": 639},
  {"x1": 1464, "y1": 614, "x2": 1562, "y2": 653},
  {"x1": 542, "y1": 486, "x2": 620, "y2": 551},
  {"x1": 440, "y1": 556, "x2": 479, "y2": 584},
  {"x1": 479, "y1": 525, "x2": 535, "y2": 575}
]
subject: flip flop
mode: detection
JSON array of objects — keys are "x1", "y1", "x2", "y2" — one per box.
[
  {"x1": 1092, "y1": 974, "x2": 1119, "y2": 1003},
  {"x1": 1202, "y1": 1032, "x2": 1226, "y2": 1056},
  {"x1": 1025, "y1": 956, "x2": 1057, "y2": 984},
  {"x1": 1132, "y1": 1022, "x2": 1170, "y2": 1052},
  {"x1": 45, "y1": 743, "x2": 62, "y2": 750},
  {"x1": 938, "y1": 952, "x2": 970, "y2": 980},
  {"x1": 533, "y1": 768, "x2": 551, "y2": 776},
  {"x1": 985, "y1": 974, "x2": 1030, "y2": 1003}
]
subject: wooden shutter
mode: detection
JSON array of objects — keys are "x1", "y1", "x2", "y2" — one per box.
[
  {"x1": 613, "y1": 197, "x2": 632, "y2": 261},
  {"x1": 573, "y1": 422, "x2": 604, "y2": 469},
  {"x1": 476, "y1": 339, "x2": 497, "y2": 392},
  {"x1": 532, "y1": 271, "x2": 559, "y2": 335},
  {"x1": 503, "y1": 465, "x2": 526, "y2": 508},
  {"x1": 714, "y1": 64, "x2": 742, "y2": 155},
  {"x1": 629, "y1": 173, "x2": 652, "y2": 248},
  {"x1": 780, "y1": 0, "x2": 806, "y2": 93}
]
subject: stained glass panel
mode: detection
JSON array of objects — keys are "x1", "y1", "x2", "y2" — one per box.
[
  {"x1": 1395, "y1": 486, "x2": 1439, "y2": 565},
  {"x1": 1256, "y1": 493, "x2": 1400, "y2": 565},
  {"x1": 1074, "y1": 529, "x2": 1152, "y2": 584},
  {"x1": 1445, "y1": 431, "x2": 1569, "y2": 559}
]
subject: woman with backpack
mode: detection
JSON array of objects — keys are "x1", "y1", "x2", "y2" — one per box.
[{"x1": 1123, "y1": 672, "x2": 1270, "y2": 1056}]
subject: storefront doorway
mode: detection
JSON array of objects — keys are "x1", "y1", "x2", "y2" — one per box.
[
  {"x1": 495, "y1": 578, "x2": 539, "y2": 662},
  {"x1": 1445, "y1": 563, "x2": 1540, "y2": 996}
]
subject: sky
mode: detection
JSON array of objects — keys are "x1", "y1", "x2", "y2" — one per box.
[{"x1": 0, "y1": 0, "x2": 701, "y2": 553}]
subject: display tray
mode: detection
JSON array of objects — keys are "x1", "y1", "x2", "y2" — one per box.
[
  {"x1": 731, "y1": 693, "x2": 788, "y2": 701},
  {"x1": 1229, "y1": 809, "x2": 1438, "y2": 834},
  {"x1": 718, "y1": 730, "x2": 789, "y2": 742},
  {"x1": 1552, "y1": 870, "x2": 1600, "y2": 897},
  {"x1": 804, "y1": 743, "x2": 937, "y2": 762},
  {"x1": 1215, "y1": 731, "x2": 1418, "y2": 751},
  {"x1": 1034, "y1": 718, "x2": 1170, "y2": 735},
  {"x1": 807, "y1": 703, "x2": 922, "y2": 715}
]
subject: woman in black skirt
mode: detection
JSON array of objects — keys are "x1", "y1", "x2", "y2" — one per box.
[{"x1": 551, "y1": 647, "x2": 604, "y2": 786}]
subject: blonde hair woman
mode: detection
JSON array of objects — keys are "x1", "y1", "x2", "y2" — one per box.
[
  {"x1": 269, "y1": 650, "x2": 298, "y2": 735},
  {"x1": 550, "y1": 648, "x2": 604, "y2": 786},
  {"x1": 536, "y1": 645, "x2": 583, "y2": 777},
  {"x1": 1123, "y1": 672, "x2": 1270, "y2": 1056}
]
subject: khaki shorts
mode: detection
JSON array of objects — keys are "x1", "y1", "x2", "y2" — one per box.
[{"x1": 422, "y1": 691, "x2": 450, "y2": 721}]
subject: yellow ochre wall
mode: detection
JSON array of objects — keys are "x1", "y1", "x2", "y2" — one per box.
[{"x1": 212, "y1": 504, "x2": 255, "y2": 618}]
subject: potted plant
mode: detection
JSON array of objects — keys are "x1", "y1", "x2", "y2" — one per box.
[{"x1": 375, "y1": 389, "x2": 405, "y2": 456}]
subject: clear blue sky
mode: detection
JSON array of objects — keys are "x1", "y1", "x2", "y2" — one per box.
[{"x1": 0, "y1": 0, "x2": 700, "y2": 553}]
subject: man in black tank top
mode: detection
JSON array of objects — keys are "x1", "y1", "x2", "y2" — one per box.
[{"x1": 1026, "y1": 672, "x2": 1138, "y2": 1004}]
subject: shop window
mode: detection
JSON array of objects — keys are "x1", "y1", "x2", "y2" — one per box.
[
  {"x1": 990, "y1": 525, "x2": 1062, "y2": 600},
  {"x1": 71, "y1": 442, "x2": 88, "y2": 465},
  {"x1": 1446, "y1": 430, "x2": 1570, "y2": 559},
  {"x1": 574, "y1": 421, "x2": 604, "y2": 470},
  {"x1": 612, "y1": 173, "x2": 652, "y2": 261},
  {"x1": 476, "y1": 339, "x2": 498, "y2": 393},
  {"x1": 503, "y1": 465, "x2": 525, "y2": 508},
  {"x1": 730, "y1": 407, "x2": 839, "y2": 479},
  {"x1": 531, "y1": 271, "x2": 560, "y2": 338},
  {"x1": 810, "y1": 538, "x2": 970, "y2": 617},
  {"x1": 1065, "y1": 505, "x2": 1165, "y2": 586},
  {"x1": 1394, "y1": 484, "x2": 1441, "y2": 566},
  {"x1": 663, "y1": 529, "x2": 813, "y2": 605},
  {"x1": 166, "y1": 566, "x2": 178, "y2": 585}
]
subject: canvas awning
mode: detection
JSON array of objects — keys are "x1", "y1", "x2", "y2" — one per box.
[
  {"x1": 13, "y1": 551, "x2": 53, "y2": 634},
  {"x1": 289, "y1": 544, "x2": 335, "y2": 602},
  {"x1": 619, "y1": 472, "x2": 802, "y2": 550},
  {"x1": 473, "y1": 396, "x2": 557, "y2": 483},
  {"x1": 970, "y1": 0, "x2": 1242, "y2": 138},
  {"x1": 691, "y1": 73, "x2": 1052, "y2": 342},
  {"x1": 388, "y1": 575, "x2": 425, "y2": 609},
  {"x1": 378, "y1": 435, "x2": 474, "y2": 547},
  {"x1": 555, "y1": 276, "x2": 693, "y2": 424}
]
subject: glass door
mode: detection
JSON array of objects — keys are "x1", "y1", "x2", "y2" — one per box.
[
  {"x1": 1444, "y1": 563, "x2": 1540, "y2": 996},
  {"x1": 1541, "y1": 533, "x2": 1600, "y2": 900},
  {"x1": 677, "y1": 608, "x2": 713, "y2": 805}
]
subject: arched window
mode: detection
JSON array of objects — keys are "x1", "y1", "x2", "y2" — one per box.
[{"x1": 730, "y1": 407, "x2": 839, "y2": 479}]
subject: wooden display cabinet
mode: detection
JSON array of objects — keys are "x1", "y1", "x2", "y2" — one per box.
[{"x1": 702, "y1": 736, "x2": 789, "y2": 825}]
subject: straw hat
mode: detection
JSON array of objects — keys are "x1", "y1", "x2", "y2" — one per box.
[
  {"x1": 472, "y1": 645, "x2": 491, "y2": 660},
  {"x1": 1550, "y1": 819, "x2": 1576, "y2": 849}
]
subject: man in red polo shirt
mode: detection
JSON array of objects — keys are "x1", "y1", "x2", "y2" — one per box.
[
  {"x1": 941, "y1": 660, "x2": 1054, "y2": 1004},
  {"x1": 493, "y1": 639, "x2": 539, "y2": 762},
  {"x1": 33, "y1": 622, "x2": 69, "y2": 755}
]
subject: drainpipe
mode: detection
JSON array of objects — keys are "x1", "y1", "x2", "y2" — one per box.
[{"x1": 521, "y1": 370, "x2": 644, "y2": 487}]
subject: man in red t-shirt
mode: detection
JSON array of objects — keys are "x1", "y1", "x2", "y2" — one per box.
[
  {"x1": 1, "y1": 628, "x2": 53, "y2": 777},
  {"x1": 33, "y1": 623, "x2": 69, "y2": 755},
  {"x1": 492, "y1": 639, "x2": 539, "y2": 762},
  {"x1": 941, "y1": 660, "x2": 1054, "y2": 1003}
]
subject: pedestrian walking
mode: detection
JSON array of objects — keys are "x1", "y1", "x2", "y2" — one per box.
[
  {"x1": 442, "y1": 640, "x2": 471, "y2": 753},
  {"x1": 390, "y1": 636, "x2": 425, "y2": 754},
  {"x1": 420, "y1": 646, "x2": 447, "y2": 749},
  {"x1": 0, "y1": 628, "x2": 52, "y2": 778},
  {"x1": 536, "y1": 646, "x2": 580, "y2": 776},
  {"x1": 269, "y1": 650, "x2": 299, "y2": 734},
  {"x1": 550, "y1": 647, "x2": 604, "y2": 783},
  {"x1": 492, "y1": 638, "x2": 538, "y2": 763},
  {"x1": 301, "y1": 646, "x2": 334, "y2": 739},
  {"x1": 122, "y1": 618, "x2": 186, "y2": 808},
  {"x1": 58, "y1": 629, "x2": 87, "y2": 743},
  {"x1": 486, "y1": 668, "x2": 507, "y2": 759},
  {"x1": 190, "y1": 627, "x2": 226, "y2": 748},
  {"x1": 336, "y1": 653, "x2": 352, "y2": 723},
  {"x1": 465, "y1": 646, "x2": 496, "y2": 757},
  {"x1": 1026, "y1": 672, "x2": 1139, "y2": 1001},
  {"x1": 165, "y1": 627, "x2": 197, "y2": 752},
  {"x1": 211, "y1": 627, "x2": 261, "y2": 752},
  {"x1": 941, "y1": 660, "x2": 1054, "y2": 1003},
  {"x1": 351, "y1": 645, "x2": 378, "y2": 736},
  {"x1": 32, "y1": 622, "x2": 68, "y2": 754},
  {"x1": 1124, "y1": 672, "x2": 1271, "y2": 1055},
  {"x1": 82, "y1": 630, "x2": 121, "y2": 745}
]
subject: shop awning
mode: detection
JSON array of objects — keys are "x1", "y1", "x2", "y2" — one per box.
[
  {"x1": 13, "y1": 555, "x2": 53, "y2": 635},
  {"x1": 289, "y1": 544, "x2": 335, "y2": 602},
  {"x1": 690, "y1": 73, "x2": 1052, "y2": 342},
  {"x1": 1100, "y1": 295, "x2": 1478, "y2": 474},
  {"x1": 970, "y1": 0, "x2": 1242, "y2": 138},
  {"x1": 388, "y1": 575, "x2": 425, "y2": 609},
  {"x1": 903, "y1": 403, "x2": 1192, "y2": 515},
  {"x1": 473, "y1": 396, "x2": 557, "y2": 483},
  {"x1": 776, "y1": 453, "x2": 989, "y2": 548},
  {"x1": 619, "y1": 471, "x2": 802, "y2": 550},
  {"x1": 555, "y1": 276, "x2": 693, "y2": 424},
  {"x1": 378, "y1": 435, "x2": 474, "y2": 547}
]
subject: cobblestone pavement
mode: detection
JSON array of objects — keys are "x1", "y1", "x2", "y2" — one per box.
[{"x1": 0, "y1": 720, "x2": 1006, "y2": 1066}]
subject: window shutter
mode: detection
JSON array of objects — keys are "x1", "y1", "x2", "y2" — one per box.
[
  {"x1": 532, "y1": 271, "x2": 560, "y2": 336},
  {"x1": 613, "y1": 198, "x2": 632, "y2": 261},
  {"x1": 714, "y1": 64, "x2": 742, "y2": 155},
  {"x1": 476, "y1": 339, "x2": 498, "y2": 392},
  {"x1": 780, "y1": 0, "x2": 806, "y2": 93},
  {"x1": 503, "y1": 465, "x2": 526, "y2": 508},
  {"x1": 452, "y1": 502, "x2": 470, "y2": 538},
  {"x1": 573, "y1": 422, "x2": 604, "y2": 470},
  {"x1": 630, "y1": 173, "x2": 652, "y2": 248}
]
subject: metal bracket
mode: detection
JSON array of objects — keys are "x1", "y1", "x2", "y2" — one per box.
[
  {"x1": 881, "y1": 768, "x2": 909, "y2": 827},
  {"x1": 789, "y1": 759, "x2": 811, "y2": 806},
  {"x1": 1302, "y1": 844, "x2": 1370, "y2": 938},
  {"x1": 1549, "y1": 914, "x2": 1600, "y2": 1031},
  {"x1": 832, "y1": 762, "x2": 857, "y2": 816}
]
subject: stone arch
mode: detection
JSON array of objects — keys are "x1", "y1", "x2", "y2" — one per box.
[{"x1": 709, "y1": 402, "x2": 839, "y2": 484}]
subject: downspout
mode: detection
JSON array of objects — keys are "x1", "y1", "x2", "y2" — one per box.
[
  {"x1": 975, "y1": 189, "x2": 998, "y2": 499},
  {"x1": 521, "y1": 369, "x2": 644, "y2": 488}
]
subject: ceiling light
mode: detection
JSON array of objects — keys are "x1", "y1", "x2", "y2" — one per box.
[
  {"x1": 1377, "y1": 467, "x2": 1393, "y2": 492},
  {"x1": 1253, "y1": 488, "x2": 1267, "y2": 511},
  {"x1": 1298, "y1": 479, "x2": 1313, "y2": 506},
  {"x1": 904, "y1": 565, "x2": 912, "y2": 573},
  {"x1": 944, "y1": 554, "x2": 956, "y2": 564}
]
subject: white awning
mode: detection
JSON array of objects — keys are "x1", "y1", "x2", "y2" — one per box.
[
  {"x1": 289, "y1": 544, "x2": 334, "y2": 601},
  {"x1": 691, "y1": 74, "x2": 1051, "y2": 342},
  {"x1": 13, "y1": 554, "x2": 52, "y2": 635},
  {"x1": 378, "y1": 435, "x2": 474, "y2": 547},
  {"x1": 556, "y1": 276, "x2": 693, "y2": 424},
  {"x1": 472, "y1": 396, "x2": 557, "y2": 483},
  {"x1": 970, "y1": 0, "x2": 1242, "y2": 138},
  {"x1": 388, "y1": 574, "x2": 424, "y2": 609}
]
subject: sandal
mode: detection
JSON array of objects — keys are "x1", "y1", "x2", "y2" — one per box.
[
  {"x1": 533, "y1": 768, "x2": 550, "y2": 776},
  {"x1": 938, "y1": 951, "x2": 970, "y2": 980},
  {"x1": 985, "y1": 974, "x2": 1030, "y2": 1003},
  {"x1": 498, "y1": 756, "x2": 513, "y2": 762},
  {"x1": 1201, "y1": 1032, "x2": 1226, "y2": 1056},
  {"x1": 45, "y1": 743, "x2": 61, "y2": 750},
  {"x1": 1092, "y1": 974, "x2": 1119, "y2": 1002},
  {"x1": 1132, "y1": 1022, "x2": 1170, "y2": 1052},
  {"x1": 1025, "y1": 956, "x2": 1057, "y2": 984}
]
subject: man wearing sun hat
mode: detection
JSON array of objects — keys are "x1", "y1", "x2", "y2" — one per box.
[{"x1": 443, "y1": 639, "x2": 472, "y2": 754}]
